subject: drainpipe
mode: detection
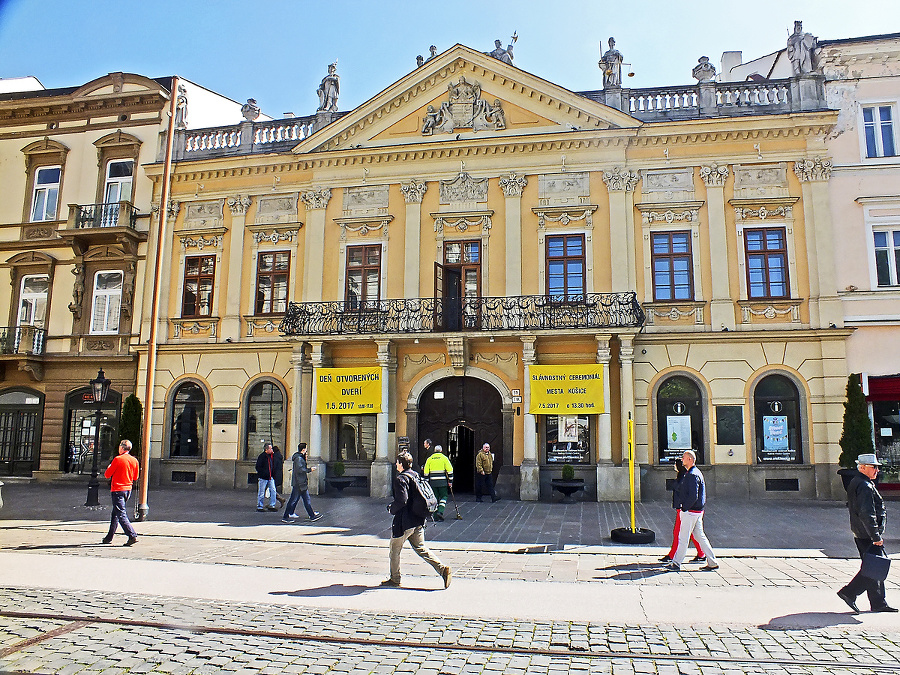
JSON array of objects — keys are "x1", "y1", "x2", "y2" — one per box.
[{"x1": 136, "y1": 76, "x2": 178, "y2": 521}]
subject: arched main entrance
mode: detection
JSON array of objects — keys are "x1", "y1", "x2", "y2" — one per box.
[{"x1": 417, "y1": 377, "x2": 502, "y2": 493}]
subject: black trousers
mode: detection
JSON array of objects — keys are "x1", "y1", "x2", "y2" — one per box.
[
  {"x1": 842, "y1": 537, "x2": 888, "y2": 609},
  {"x1": 475, "y1": 473, "x2": 496, "y2": 501}
]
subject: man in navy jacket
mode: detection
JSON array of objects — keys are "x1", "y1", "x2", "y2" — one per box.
[{"x1": 666, "y1": 450, "x2": 719, "y2": 572}]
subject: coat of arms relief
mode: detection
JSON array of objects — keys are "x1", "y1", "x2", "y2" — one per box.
[{"x1": 422, "y1": 77, "x2": 506, "y2": 135}]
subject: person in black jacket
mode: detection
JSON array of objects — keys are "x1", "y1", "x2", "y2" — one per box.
[
  {"x1": 666, "y1": 450, "x2": 718, "y2": 572},
  {"x1": 837, "y1": 453, "x2": 897, "y2": 614},
  {"x1": 381, "y1": 451, "x2": 452, "y2": 589},
  {"x1": 255, "y1": 443, "x2": 278, "y2": 512}
]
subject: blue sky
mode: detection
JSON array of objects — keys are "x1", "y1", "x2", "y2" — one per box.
[{"x1": 1, "y1": 0, "x2": 899, "y2": 117}]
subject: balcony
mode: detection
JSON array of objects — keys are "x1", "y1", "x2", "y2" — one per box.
[
  {"x1": 61, "y1": 201, "x2": 146, "y2": 253},
  {"x1": 279, "y1": 293, "x2": 645, "y2": 337},
  {"x1": 0, "y1": 325, "x2": 46, "y2": 381}
]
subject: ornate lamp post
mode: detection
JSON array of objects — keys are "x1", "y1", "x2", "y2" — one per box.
[{"x1": 85, "y1": 368, "x2": 111, "y2": 507}]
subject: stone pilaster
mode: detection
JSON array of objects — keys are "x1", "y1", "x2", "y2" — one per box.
[
  {"x1": 500, "y1": 173, "x2": 527, "y2": 296},
  {"x1": 222, "y1": 195, "x2": 251, "y2": 340},
  {"x1": 307, "y1": 341, "x2": 327, "y2": 494},
  {"x1": 371, "y1": 339, "x2": 395, "y2": 498},
  {"x1": 401, "y1": 180, "x2": 427, "y2": 298},
  {"x1": 700, "y1": 165, "x2": 735, "y2": 329},
  {"x1": 301, "y1": 188, "x2": 331, "y2": 302},
  {"x1": 602, "y1": 168, "x2": 640, "y2": 292},
  {"x1": 519, "y1": 335, "x2": 539, "y2": 501},
  {"x1": 595, "y1": 334, "x2": 613, "y2": 465}
]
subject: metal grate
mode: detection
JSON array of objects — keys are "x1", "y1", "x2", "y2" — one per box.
[
  {"x1": 765, "y1": 478, "x2": 800, "y2": 492},
  {"x1": 171, "y1": 471, "x2": 196, "y2": 483}
]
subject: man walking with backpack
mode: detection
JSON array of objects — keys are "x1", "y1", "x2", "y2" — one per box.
[{"x1": 382, "y1": 451, "x2": 452, "y2": 589}]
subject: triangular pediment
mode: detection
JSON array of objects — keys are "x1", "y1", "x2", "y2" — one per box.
[{"x1": 291, "y1": 44, "x2": 639, "y2": 154}]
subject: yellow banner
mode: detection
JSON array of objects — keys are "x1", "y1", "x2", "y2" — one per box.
[
  {"x1": 316, "y1": 367, "x2": 382, "y2": 415},
  {"x1": 528, "y1": 364, "x2": 604, "y2": 414}
]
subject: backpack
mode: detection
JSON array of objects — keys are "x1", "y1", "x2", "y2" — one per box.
[{"x1": 408, "y1": 470, "x2": 438, "y2": 518}]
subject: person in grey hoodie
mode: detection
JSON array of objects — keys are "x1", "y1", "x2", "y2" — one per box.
[{"x1": 282, "y1": 443, "x2": 322, "y2": 522}]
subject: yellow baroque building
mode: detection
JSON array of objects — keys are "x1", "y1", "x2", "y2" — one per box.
[{"x1": 140, "y1": 45, "x2": 848, "y2": 501}]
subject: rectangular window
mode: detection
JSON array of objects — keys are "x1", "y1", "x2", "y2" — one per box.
[
  {"x1": 30, "y1": 166, "x2": 61, "y2": 222},
  {"x1": 546, "y1": 234, "x2": 585, "y2": 301},
  {"x1": 863, "y1": 105, "x2": 897, "y2": 158},
  {"x1": 101, "y1": 160, "x2": 134, "y2": 227},
  {"x1": 345, "y1": 245, "x2": 381, "y2": 309},
  {"x1": 18, "y1": 274, "x2": 49, "y2": 328},
  {"x1": 745, "y1": 227, "x2": 789, "y2": 299},
  {"x1": 874, "y1": 229, "x2": 900, "y2": 286},
  {"x1": 545, "y1": 415, "x2": 591, "y2": 464},
  {"x1": 90, "y1": 271, "x2": 123, "y2": 334},
  {"x1": 255, "y1": 251, "x2": 290, "y2": 314},
  {"x1": 651, "y1": 231, "x2": 693, "y2": 301},
  {"x1": 182, "y1": 255, "x2": 215, "y2": 318},
  {"x1": 336, "y1": 414, "x2": 376, "y2": 462}
]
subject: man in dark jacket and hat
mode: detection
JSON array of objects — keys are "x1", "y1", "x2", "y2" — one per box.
[
  {"x1": 381, "y1": 451, "x2": 451, "y2": 589},
  {"x1": 837, "y1": 453, "x2": 897, "y2": 614}
]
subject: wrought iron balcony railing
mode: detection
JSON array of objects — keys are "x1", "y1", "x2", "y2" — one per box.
[
  {"x1": 71, "y1": 201, "x2": 138, "y2": 230},
  {"x1": 0, "y1": 326, "x2": 46, "y2": 355},
  {"x1": 279, "y1": 293, "x2": 645, "y2": 336}
]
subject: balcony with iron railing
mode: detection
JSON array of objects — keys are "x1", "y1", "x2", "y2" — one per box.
[
  {"x1": 0, "y1": 326, "x2": 46, "y2": 356},
  {"x1": 61, "y1": 201, "x2": 146, "y2": 251},
  {"x1": 279, "y1": 292, "x2": 645, "y2": 337}
]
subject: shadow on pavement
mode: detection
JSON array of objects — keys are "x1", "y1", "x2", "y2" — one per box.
[
  {"x1": 271, "y1": 584, "x2": 372, "y2": 598},
  {"x1": 597, "y1": 562, "x2": 671, "y2": 581},
  {"x1": 12, "y1": 543, "x2": 97, "y2": 551},
  {"x1": 759, "y1": 611, "x2": 861, "y2": 629}
]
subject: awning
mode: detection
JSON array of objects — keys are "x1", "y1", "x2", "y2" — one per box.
[{"x1": 867, "y1": 374, "x2": 900, "y2": 402}]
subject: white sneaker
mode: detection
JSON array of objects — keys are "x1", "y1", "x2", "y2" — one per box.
[{"x1": 287, "y1": 513, "x2": 300, "y2": 519}]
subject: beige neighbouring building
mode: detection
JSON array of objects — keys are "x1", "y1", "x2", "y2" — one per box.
[{"x1": 135, "y1": 41, "x2": 851, "y2": 502}]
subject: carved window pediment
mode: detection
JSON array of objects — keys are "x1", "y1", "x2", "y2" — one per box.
[
  {"x1": 532, "y1": 204, "x2": 598, "y2": 229},
  {"x1": 729, "y1": 197, "x2": 798, "y2": 222},
  {"x1": 635, "y1": 200, "x2": 703, "y2": 225},
  {"x1": 255, "y1": 193, "x2": 300, "y2": 225},
  {"x1": 334, "y1": 214, "x2": 394, "y2": 241},
  {"x1": 248, "y1": 223, "x2": 302, "y2": 245},
  {"x1": 430, "y1": 210, "x2": 493, "y2": 235}
]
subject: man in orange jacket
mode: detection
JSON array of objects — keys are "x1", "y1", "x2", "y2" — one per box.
[{"x1": 101, "y1": 439, "x2": 140, "y2": 546}]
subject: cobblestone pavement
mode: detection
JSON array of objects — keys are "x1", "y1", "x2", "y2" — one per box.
[{"x1": 2, "y1": 586, "x2": 900, "y2": 675}]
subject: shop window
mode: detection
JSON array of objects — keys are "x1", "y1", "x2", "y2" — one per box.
[
  {"x1": 345, "y1": 245, "x2": 380, "y2": 309},
  {"x1": 89, "y1": 271, "x2": 123, "y2": 334},
  {"x1": 754, "y1": 374, "x2": 802, "y2": 464},
  {"x1": 651, "y1": 231, "x2": 693, "y2": 301},
  {"x1": 656, "y1": 375, "x2": 704, "y2": 464},
  {"x1": 336, "y1": 415, "x2": 376, "y2": 462},
  {"x1": 170, "y1": 382, "x2": 206, "y2": 457},
  {"x1": 255, "y1": 251, "x2": 290, "y2": 314},
  {"x1": 244, "y1": 381, "x2": 285, "y2": 459},
  {"x1": 545, "y1": 414, "x2": 591, "y2": 464},
  {"x1": 745, "y1": 227, "x2": 789, "y2": 299},
  {"x1": 546, "y1": 234, "x2": 585, "y2": 301},
  {"x1": 182, "y1": 255, "x2": 215, "y2": 318}
]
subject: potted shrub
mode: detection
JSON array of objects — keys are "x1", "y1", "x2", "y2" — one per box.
[
  {"x1": 837, "y1": 374, "x2": 874, "y2": 490},
  {"x1": 326, "y1": 460, "x2": 354, "y2": 494},
  {"x1": 550, "y1": 463, "x2": 585, "y2": 503}
]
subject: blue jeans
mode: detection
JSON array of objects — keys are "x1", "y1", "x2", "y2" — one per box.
[
  {"x1": 283, "y1": 486, "x2": 316, "y2": 518},
  {"x1": 257, "y1": 478, "x2": 276, "y2": 508},
  {"x1": 107, "y1": 490, "x2": 137, "y2": 539}
]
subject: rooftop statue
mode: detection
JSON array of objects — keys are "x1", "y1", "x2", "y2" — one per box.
[
  {"x1": 174, "y1": 84, "x2": 188, "y2": 130},
  {"x1": 317, "y1": 62, "x2": 340, "y2": 112},
  {"x1": 786, "y1": 20, "x2": 817, "y2": 75},
  {"x1": 486, "y1": 33, "x2": 517, "y2": 65},
  {"x1": 600, "y1": 37, "x2": 623, "y2": 89}
]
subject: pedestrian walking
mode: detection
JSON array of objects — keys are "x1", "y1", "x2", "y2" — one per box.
[
  {"x1": 837, "y1": 453, "x2": 898, "y2": 614},
  {"x1": 474, "y1": 443, "x2": 500, "y2": 503},
  {"x1": 666, "y1": 450, "x2": 718, "y2": 571},
  {"x1": 255, "y1": 443, "x2": 278, "y2": 512},
  {"x1": 660, "y1": 457, "x2": 704, "y2": 563},
  {"x1": 272, "y1": 445, "x2": 287, "y2": 508},
  {"x1": 424, "y1": 443, "x2": 453, "y2": 521},
  {"x1": 283, "y1": 443, "x2": 322, "y2": 522},
  {"x1": 100, "y1": 440, "x2": 140, "y2": 546},
  {"x1": 381, "y1": 451, "x2": 452, "y2": 589}
]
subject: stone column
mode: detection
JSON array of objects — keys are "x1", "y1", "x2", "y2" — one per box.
[
  {"x1": 400, "y1": 180, "x2": 427, "y2": 299},
  {"x1": 287, "y1": 345, "x2": 304, "y2": 489},
  {"x1": 500, "y1": 173, "x2": 527, "y2": 296},
  {"x1": 595, "y1": 334, "x2": 613, "y2": 464},
  {"x1": 222, "y1": 195, "x2": 251, "y2": 341},
  {"x1": 307, "y1": 341, "x2": 327, "y2": 494},
  {"x1": 148, "y1": 201, "x2": 180, "y2": 341},
  {"x1": 301, "y1": 188, "x2": 331, "y2": 302},
  {"x1": 519, "y1": 335, "x2": 539, "y2": 501},
  {"x1": 602, "y1": 168, "x2": 640, "y2": 291},
  {"x1": 371, "y1": 339, "x2": 395, "y2": 498},
  {"x1": 618, "y1": 333, "x2": 640, "y2": 500},
  {"x1": 700, "y1": 164, "x2": 734, "y2": 330},
  {"x1": 794, "y1": 157, "x2": 840, "y2": 328}
]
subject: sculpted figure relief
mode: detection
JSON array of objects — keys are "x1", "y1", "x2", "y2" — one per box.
[
  {"x1": 600, "y1": 37, "x2": 623, "y2": 89},
  {"x1": 317, "y1": 62, "x2": 340, "y2": 112},
  {"x1": 786, "y1": 20, "x2": 817, "y2": 75}
]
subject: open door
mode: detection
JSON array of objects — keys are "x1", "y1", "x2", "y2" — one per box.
[{"x1": 434, "y1": 262, "x2": 463, "y2": 332}]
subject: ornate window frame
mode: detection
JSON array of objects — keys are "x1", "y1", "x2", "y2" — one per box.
[
  {"x1": 21, "y1": 139, "x2": 69, "y2": 224},
  {"x1": 93, "y1": 131, "x2": 142, "y2": 205},
  {"x1": 532, "y1": 205, "x2": 596, "y2": 296}
]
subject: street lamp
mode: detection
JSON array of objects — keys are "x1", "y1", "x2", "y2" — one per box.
[{"x1": 85, "y1": 368, "x2": 111, "y2": 507}]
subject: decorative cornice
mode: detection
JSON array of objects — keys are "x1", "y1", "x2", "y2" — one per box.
[
  {"x1": 301, "y1": 187, "x2": 332, "y2": 210},
  {"x1": 602, "y1": 167, "x2": 639, "y2": 192},
  {"x1": 729, "y1": 196, "x2": 799, "y2": 222},
  {"x1": 700, "y1": 164, "x2": 729, "y2": 187},
  {"x1": 531, "y1": 205, "x2": 598, "y2": 229},
  {"x1": 642, "y1": 209, "x2": 698, "y2": 225},
  {"x1": 180, "y1": 234, "x2": 223, "y2": 250},
  {"x1": 793, "y1": 157, "x2": 833, "y2": 182},
  {"x1": 400, "y1": 179, "x2": 427, "y2": 204},
  {"x1": 499, "y1": 172, "x2": 527, "y2": 198},
  {"x1": 252, "y1": 229, "x2": 298, "y2": 244},
  {"x1": 227, "y1": 194, "x2": 251, "y2": 215}
]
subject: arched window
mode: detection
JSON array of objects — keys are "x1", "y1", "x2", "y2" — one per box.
[
  {"x1": 656, "y1": 375, "x2": 704, "y2": 464},
  {"x1": 754, "y1": 374, "x2": 802, "y2": 464},
  {"x1": 170, "y1": 382, "x2": 206, "y2": 457},
  {"x1": 244, "y1": 380, "x2": 285, "y2": 459}
]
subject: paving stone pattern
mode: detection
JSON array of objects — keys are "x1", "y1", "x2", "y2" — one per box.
[{"x1": 0, "y1": 587, "x2": 897, "y2": 675}]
